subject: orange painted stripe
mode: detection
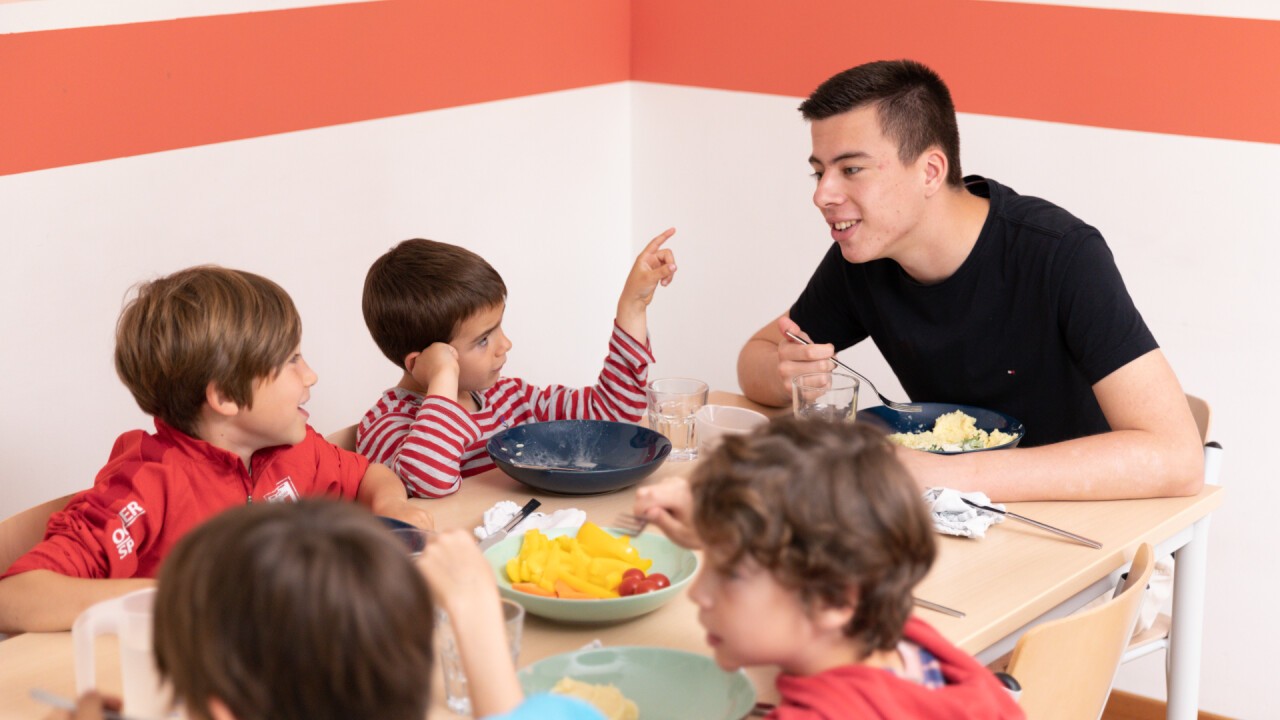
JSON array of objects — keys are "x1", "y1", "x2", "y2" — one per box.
[
  {"x1": 0, "y1": 0, "x2": 630, "y2": 176},
  {"x1": 632, "y1": 1, "x2": 1280, "y2": 146}
]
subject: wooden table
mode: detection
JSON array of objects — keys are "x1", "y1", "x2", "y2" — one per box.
[{"x1": 0, "y1": 392, "x2": 1223, "y2": 719}]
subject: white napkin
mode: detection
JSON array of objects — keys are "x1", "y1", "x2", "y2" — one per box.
[
  {"x1": 923, "y1": 487, "x2": 1005, "y2": 539},
  {"x1": 474, "y1": 500, "x2": 588, "y2": 542}
]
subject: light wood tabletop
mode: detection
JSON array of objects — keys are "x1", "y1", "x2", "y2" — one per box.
[{"x1": 0, "y1": 391, "x2": 1224, "y2": 719}]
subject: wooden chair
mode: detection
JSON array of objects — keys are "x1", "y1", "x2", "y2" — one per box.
[
  {"x1": 1005, "y1": 543, "x2": 1156, "y2": 720},
  {"x1": 0, "y1": 493, "x2": 77, "y2": 575},
  {"x1": 326, "y1": 424, "x2": 359, "y2": 452}
]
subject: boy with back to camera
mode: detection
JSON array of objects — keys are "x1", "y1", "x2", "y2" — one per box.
[
  {"x1": 0, "y1": 266, "x2": 431, "y2": 634},
  {"x1": 359, "y1": 230, "x2": 677, "y2": 497},
  {"x1": 50, "y1": 500, "x2": 603, "y2": 720},
  {"x1": 634, "y1": 417, "x2": 1024, "y2": 719}
]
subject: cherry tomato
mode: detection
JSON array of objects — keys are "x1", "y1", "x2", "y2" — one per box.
[
  {"x1": 621, "y1": 568, "x2": 646, "y2": 582},
  {"x1": 635, "y1": 577, "x2": 664, "y2": 594},
  {"x1": 617, "y1": 577, "x2": 642, "y2": 597},
  {"x1": 645, "y1": 573, "x2": 671, "y2": 590}
]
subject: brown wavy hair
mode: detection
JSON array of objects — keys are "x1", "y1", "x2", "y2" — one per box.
[
  {"x1": 691, "y1": 416, "x2": 936, "y2": 653},
  {"x1": 362, "y1": 238, "x2": 507, "y2": 369},
  {"x1": 113, "y1": 266, "x2": 302, "y2": 436},
  {"x1": 153, "y1": 500, "x2": 434, "y2": 720}
]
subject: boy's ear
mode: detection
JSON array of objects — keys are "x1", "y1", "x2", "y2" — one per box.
[
  {"x1": 208, "y1": 698, "x2": 239, "y2": 720},
  {"x1": 403, "y1": 350, "x2": 420, "y2": 374},
  {"x1": 205, "y1": 381, "x2": 241, "y2": 418},
  {"x1": 812, "y1": 589, "x2": 858, "y2": 633}
]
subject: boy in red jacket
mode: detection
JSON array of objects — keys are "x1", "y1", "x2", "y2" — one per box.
[
  {"x1": 635, "y1": 417, "x2": 1023, "y2": 719},
  {"x1": 0, "y1": 266, "x2": 431, "y2": 633}
]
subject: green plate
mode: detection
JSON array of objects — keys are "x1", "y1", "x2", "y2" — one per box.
[
  {"x1": 483, "y1": 527, "x2": 698, "y2": 623},
  {"x1": 519, "y1": 646, "x2": 756, "y2": 720}
]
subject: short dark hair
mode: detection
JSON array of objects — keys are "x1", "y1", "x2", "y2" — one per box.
[
  {"x1": 362, "y1": 239, "x2": 507, "y2": 368},
  {"x1": 114, "y1": 266, "x2": 302, "y2": 436},
  {"x1": 691, "y1": 416, "x2": 936, "y2": 653},
  {"x1": 800, "y1": 59, "x2": 963, "y2": 187},
  {"x1": 153, "y1": 501, "x2": 434, "y2": 720}
]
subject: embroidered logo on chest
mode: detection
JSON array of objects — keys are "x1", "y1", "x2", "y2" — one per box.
[{"x1": 264, "y1": 477, "x2": 300, "y2": 503}]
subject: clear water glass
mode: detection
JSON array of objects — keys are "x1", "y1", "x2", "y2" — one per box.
[
  {"x1": 792, "y1": 372, "x2": 859, "y2": 421},
  {"x1": 645, "y1": 377, "x2": 709, "y2": 461}
]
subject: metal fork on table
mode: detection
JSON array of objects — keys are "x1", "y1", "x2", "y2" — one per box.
[{"x1": 784, "y1": 331, "x2": 921, "y2": 413}]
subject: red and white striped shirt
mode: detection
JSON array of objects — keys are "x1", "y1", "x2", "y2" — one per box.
[{"x1": 357, "y1": 324, "x2": 654, "y2": 498}]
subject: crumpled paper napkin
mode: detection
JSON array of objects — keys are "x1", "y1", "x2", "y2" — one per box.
[
  {"x1": 923, "y1": 487, "x2": 1005, "y2": 539},
  {"x1": 474, "y1": 500, "x2": 588, "y2": 542}
]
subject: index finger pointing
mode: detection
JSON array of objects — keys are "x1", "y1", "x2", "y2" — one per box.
[{"x1": 642, "y1": 227, "x2": 676, "y2": 254}]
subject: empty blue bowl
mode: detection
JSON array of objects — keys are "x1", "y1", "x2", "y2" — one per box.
[
  {"x1": 857, "y1": 402, "x2": 1025, "y2": 455},
  {"x1": 487, "y1": 420, "x2": 672, "y2": 495}
]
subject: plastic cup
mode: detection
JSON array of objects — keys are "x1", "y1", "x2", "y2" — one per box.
[
  {"x1": 696, "y1": 405, "x2": 769, "y2": 454},
  {"x1": 73, "y1": 588, "x2": 175, "y2": 719}
]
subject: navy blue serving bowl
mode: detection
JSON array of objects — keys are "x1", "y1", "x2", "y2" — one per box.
[
  {"x1": 377, "y1": 516, "x2": 428, "y2": 554},
  {"x1": 486, "y1": 420, "x2": 672, "y2": 495},
  {"x1": 857, "y1": 403, "x2": 1025, "y2": 455}
]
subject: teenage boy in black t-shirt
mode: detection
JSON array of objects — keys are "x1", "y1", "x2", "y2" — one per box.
[{"x1": 736, "y1": 59, "x2": 1202, "y2": 502}]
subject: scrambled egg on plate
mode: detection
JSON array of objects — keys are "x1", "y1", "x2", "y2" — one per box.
[
  {"x1": 551, "y1": 677, "x2": 639, "y2": 720},
  {"x1": 888, "y1": 410, "x2": 1015, "y2": 452}
]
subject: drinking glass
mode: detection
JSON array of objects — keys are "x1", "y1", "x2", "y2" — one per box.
[
  {"x1": 792, "y1": 372, "x2": 859, "y2": 421},
  {"x1": 437, "y1": 598, "x2": 525, "y2": 715},
  {"x1": 645, "y1": 378, "x2": 709, "y2": 461}
]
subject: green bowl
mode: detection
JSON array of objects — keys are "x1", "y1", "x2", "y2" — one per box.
[
  {"x1": 519, "y1": 646, "x2": 756, "y2": 720},
  {"x1": 483, "y1": 527, "x2": 698, "y2": 623}
]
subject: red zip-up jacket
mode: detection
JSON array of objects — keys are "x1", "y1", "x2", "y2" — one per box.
[
  {"x1": 772, "y1": 617, "x2": 1025, "y2": 719},
  {"x1": 3, "y1": 419, "x2": 368, "y2": 580}
]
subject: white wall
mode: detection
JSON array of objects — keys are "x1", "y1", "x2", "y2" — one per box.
[
  {"x1": 0, "y1": 83, "x2": 634, "y2": 516},
  {"x1": 632, "y1": 81, "x2": 1274, "y2": 718}
]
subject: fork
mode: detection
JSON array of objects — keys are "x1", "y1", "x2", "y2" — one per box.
[
  {"x1": 613, "y1": 512, "x2": 649, "y2": 537},
  {"x1": 784, "y1": 331, "x2": 922, "y2": 413}
]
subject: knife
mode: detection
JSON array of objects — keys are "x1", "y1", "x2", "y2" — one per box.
[
  {"x1": 478, "y1": 498, "x2": 541, "y2": 551},
  {"x1": 960, "y1": 497, "x2": 1101, "y2": 549}
]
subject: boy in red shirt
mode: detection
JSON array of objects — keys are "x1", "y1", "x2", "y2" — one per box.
[
  {"x1": 635, "y1": 417, "x2": 1023, "y2": 719},
  {"x1": 358, "y1": 231, "x2": 676, "y2": 498},
  {"x1": 0, "y1": 266, "x2": 431, "y2": 633}
]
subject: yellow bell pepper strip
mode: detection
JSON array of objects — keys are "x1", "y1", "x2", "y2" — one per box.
[
  {"x1": 555, "y1": 568, "x2": 620, "y2": 599},
  {"x1": 575, "y1": 522, "x2": 653, "y2": 571}
]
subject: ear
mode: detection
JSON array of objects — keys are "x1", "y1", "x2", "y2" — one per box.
[
  {"x1": 208, "y1": 698, "x2": 239, "y2": 720},
  {"x1": 813, "y1": 590, "x2": 858, "y2": 634},
  {"x1": 403, "y1": 350, "x2": 420, "y2": 374},
  {"x1": 919, "y1": 147, "x2": 948, "y2": 198},
  {"x1": 204, "y1": 381, "x2": 241, "y2": 418}
]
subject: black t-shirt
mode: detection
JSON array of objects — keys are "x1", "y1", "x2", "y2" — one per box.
[{"x1": 790, "y1": 176, "x2": 1157, "y2": 447}]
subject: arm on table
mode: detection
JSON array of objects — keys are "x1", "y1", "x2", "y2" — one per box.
[
  {"x1": 0, "y1": 570, "x2": 154, "y2": 633},
  {"x1": 898, "y1": 349, "x2": 1204, "y2": 501},
  {"x1": 356, "y1": 463, "x2": 435, "y2": 530},
  {"x1": 737, "y1": 314, "x2": 837, "y2": 408}
]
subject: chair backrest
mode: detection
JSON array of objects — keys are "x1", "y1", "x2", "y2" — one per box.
[
  {"x1": 325, "y1": 424, "x2": 359, "y2": 452},
  {"x1": 0, "y1": 493, "x2": 78, "y2": 573},
  {"x1": 1005, "y1": 543, "x2": 1155, "y2": 720},
  {"x1": 1187, "y1": 394, "x2": 1211, "y2": 444}
]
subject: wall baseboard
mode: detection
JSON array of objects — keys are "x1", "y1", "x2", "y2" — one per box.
[{"x1": 1103, "y1": 691, "x2": 1235, "y2": 720}]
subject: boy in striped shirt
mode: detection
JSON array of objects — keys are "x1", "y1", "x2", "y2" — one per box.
[{"x1": 358, "y1": 231, "x2": 677, "y2": 498}]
